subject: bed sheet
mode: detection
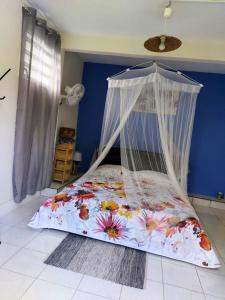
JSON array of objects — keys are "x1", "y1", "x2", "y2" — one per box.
[{"x1": 29, "y1": 165, "x2": 220, "y2": 268}]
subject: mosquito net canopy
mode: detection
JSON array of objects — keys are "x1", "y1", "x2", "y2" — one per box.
[{"x1": 86, "y1": 63, "x2": 201, "y2": 206}]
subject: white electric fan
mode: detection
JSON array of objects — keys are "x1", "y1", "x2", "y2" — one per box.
[{"x1": 61, "y1": 84, "x2": 85, "y2": 106}]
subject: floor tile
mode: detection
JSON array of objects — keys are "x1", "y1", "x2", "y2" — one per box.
[
  {"x1": 45, "y1": 228, "x2": 68, "y2": 239},
  {"x1": 203, "y1": 217, "x2": 222, "y2": 235},
  {"x1": 217, "y1": 214, "x2": 225, "y2": 227},
  {"x1": 0, "y1": 268, "x2": 33, "y2": 300},
  {"x1": 193, "y1": 198, "x2": 210, "y2": 207},
  {"x1": 78, "y1": 275, "x2": 122, "y2": 300},
  {"x1": 162, "y1": 261, "x2": 202, "y2": 292},
  {"x1": 16, "y1": 214, "x2": 41, "y2": 229},
  {"x1": 198, "y1": 214, "x2": 220, "y2": 234},
  {"x1": 146, "y1": 257, "x2": 162, "y2": 282},
  {"x1": 41, "y1": 188, "x2": 57, "y2": 197},
  {"x1": 147, "y1": 252, "x2": 162, "y2": 261},
  {"x1": 25, "y1": 230, "x2": 64, "y2": 254},
  {"x1": 0, "y1": 223, "x2": 12, "y2": 235},
  {"x1": 18, "y1": 222, "x2": 43, "y2": 233},
  {"x1": 21, "y1": 196, "x2": 46, "y2": 212},
  {"x1": 213, "y1": 246, "x2": 225, "y2": 262},
  {"x1": 162, "y1": 256, "x2": 195, "y2": 269},
  {"x1": 3, "y1": 248, "x2": 47, "y2": 277},
  {"x1": 0, "y1": 200, "x2": 21, "y2": 217},
  {"x1": 196, "y1": 259, "x2": 225, "y2": 277},
  {"x1": 0, "y1": 243, "x2": 20, "y2": 266},
  {"x1": 120, "y1": 280, "x2": 163, "y2": 300},
  {"x1": 0, "y1": 208, "x2": 32, "y2": 226},
  {"x1": 73, "y1": 291, "x2": 112, "y2": 300},
  {"x1": 164, "y1": 284, "x2": 205, "y2": 300},
  {"x1": 210, "y1": 201, "x2": 225, "y2": 210},
  {"x1": 39, "y1": 265, "x2": 83, "y2": 289},
  {"x1": 1, "y1": 226, "x2": 39, "y2": 247},
  {"x1": 212, "y1": 208, "x2": 225, "y2": 217},
  {"x1": 194, "y1": 205, "x2": 214, "y2": 215},
  {"x1": 209, "y1": 224, "x2": 225, "y2": 245},
  {"x1": 198, "y1": 270, "x2": 225, "y2": 298},
  {"x1": 21, "y1": 279, "x2": 75, "y2": 300}
]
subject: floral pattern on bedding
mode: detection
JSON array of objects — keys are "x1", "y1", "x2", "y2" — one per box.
[{"x1": 29, "y1": 167, "x2": 220, "y2": 268}]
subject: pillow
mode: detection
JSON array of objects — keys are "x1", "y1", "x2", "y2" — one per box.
[{"x1": 93, "y1": 164, "x2": 123, "y2": 177}]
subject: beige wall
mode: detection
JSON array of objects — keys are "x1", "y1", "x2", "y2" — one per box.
[
  {"x1": 0, "y1": 0, "x2": 22, "y2": 204},
  {"x1": 62, "y1": 33, "x2": 225, "y2": 68},
  {"x1": 57, "y1": 51, "x2": 84, "y2": 131}
]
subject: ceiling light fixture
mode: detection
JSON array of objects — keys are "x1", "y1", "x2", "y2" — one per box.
[
  {"x1": 144, "y1": 1, "x2": 182, "y2": 53},
  {"x1": 159, "y1": 35, "x2": 166, "y2": 51},
  {"x1": 144, "y1": 35, "x2": 182, "y2": 53}
]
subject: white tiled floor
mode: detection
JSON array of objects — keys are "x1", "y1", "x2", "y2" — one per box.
[{"x1": 0, "y1": 195, "x2": 225, "y2": 300}]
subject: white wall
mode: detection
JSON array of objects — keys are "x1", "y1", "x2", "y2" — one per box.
[
  {"x1": 0, "y1": 4, "x2": 83, "y2": 205},
  {"x1": 0, "y1": 0, "x2": 22, "y2": 204},
  {"x1": 57, "y1": 51, "x2": 84, "y2": 131},
  {"x1": 62, "y1": 33, "x2": 225, "y2": 66}
]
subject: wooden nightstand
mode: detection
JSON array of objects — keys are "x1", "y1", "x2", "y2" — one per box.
[{"x1": 53, "y1": 143, "x2": 74, "y2": 183}]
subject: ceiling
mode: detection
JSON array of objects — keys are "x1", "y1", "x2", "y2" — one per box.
[
  {"x1": 28, "y1": 0, "x2": 225, "y2": 73},
  {"x1": 29, "y1": 0, "x2": 225, "y2": 42}
]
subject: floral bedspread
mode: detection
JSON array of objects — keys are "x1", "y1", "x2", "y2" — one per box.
[{"x1": 29, "y1": 165, "x2": 220, "y2": 268}]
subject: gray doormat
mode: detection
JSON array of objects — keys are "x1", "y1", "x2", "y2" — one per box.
[{"x1": 45, "y1": 233, "x2": 146, "y2": 289}]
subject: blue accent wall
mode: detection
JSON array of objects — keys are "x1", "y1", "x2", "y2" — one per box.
[
  {"x1": 76, "y1": 63, "x2": 127, "y2": 173},
  {"x1": 76, "y1": 62, "x2": 225, "y2": 198},
  {"x1": 187, "y1": 71, "x2": 225, "y2": 198}
]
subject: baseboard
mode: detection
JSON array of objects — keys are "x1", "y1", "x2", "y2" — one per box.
[
  {"x1": 188, "y1": 193, "x2": 224, "y2": 202},
  {"x1": 189, "y1": 195, "x2": 225, "y2": 210}
]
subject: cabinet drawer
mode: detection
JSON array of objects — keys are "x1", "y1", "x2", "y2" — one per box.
[
  {"x1": 55, "y1": 160, "x2": 72, "y2": 171},
  {"x1": 53, "y1": 170, "x2": 70, "y2": 182},
  {"x1": 55, "y1": 149, "x2": 73, "y2": 160},
  {"x1": 56, "y1": 143, "x2": 74, "y2": 150}
]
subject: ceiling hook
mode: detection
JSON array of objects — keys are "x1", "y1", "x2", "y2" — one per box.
[{"x1": 164, "y1": 1, "x2": 173, "y2": 18}]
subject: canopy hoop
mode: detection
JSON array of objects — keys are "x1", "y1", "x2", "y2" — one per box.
[
  {"x1": 156, "y1": 61, "x2": 204, "y2": 87},
  {"x1": 107, "y1": 60, "x2": 203, "y2": 87}
]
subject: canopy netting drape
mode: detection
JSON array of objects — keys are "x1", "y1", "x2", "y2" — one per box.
[{"x1": 86, "y1": 63, "x2": 201, "y2": 206}]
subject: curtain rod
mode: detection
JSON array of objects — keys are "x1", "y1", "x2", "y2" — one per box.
[{"x1": 22, "y1": 0, "x2": 60, "y2": 31}]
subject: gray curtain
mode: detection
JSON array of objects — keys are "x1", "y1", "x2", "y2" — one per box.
[{"x1": 13, "y1": 7, "x2": 61, "y2": 203}]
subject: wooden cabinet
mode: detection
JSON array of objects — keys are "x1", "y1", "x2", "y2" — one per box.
[{"x1": 52, "y1": 143, "x2": 74, "y2": 183}]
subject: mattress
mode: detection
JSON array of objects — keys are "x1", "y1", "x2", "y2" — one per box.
[{"x1": 29, "y1": 165, "x2": 220, "y2": 268}]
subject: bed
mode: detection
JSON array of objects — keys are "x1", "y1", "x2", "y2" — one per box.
[{"x1": 29, "y1": 163, "x2": 220, "y2": 268}]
